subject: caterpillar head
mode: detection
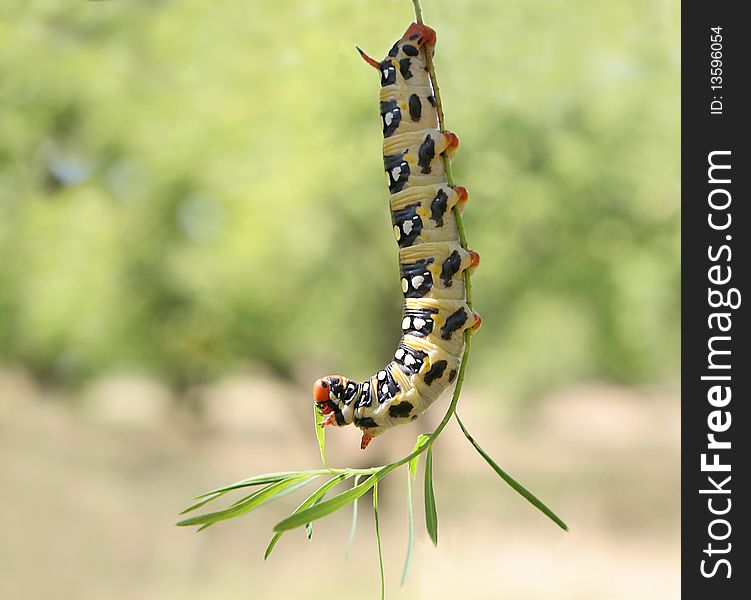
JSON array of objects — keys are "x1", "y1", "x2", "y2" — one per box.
[
  {"x1": 312, "y1": 376, "x2": 348, "y2": 425},
  {"x1": 313, "y1": 376, "x2": 336, "y2": 412}
]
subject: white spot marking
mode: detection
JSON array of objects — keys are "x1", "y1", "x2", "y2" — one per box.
[
  {"x1": 413, "y1": 317, "x2": 426, "y2": 329},
  {"x1": 404, "y1": 354, "x2": 416, "y2": 366},
  {"x1": 384, "y1": 112, "x2": 393, "y2": 126},
  {"x1": 378, "y1": 370, "x2": 386, "y2": 381},
  {"x1": 382, "y1": 384, "x2": 389, "y2": 395},
  {"x1": 394, "y1": 225, "x2": 401, "y2": 240},
  {"x1": 391, "y1": 167, "x2": 401, "y2": 180},
  {"x1": 382, "y1": 69, "x2": 390, "y2": 78},
  {"x1": 401, "y1": 317, "x2": 410, "y2": 330},
  {"x1": 401, "y1": 278, "x2": 409, "y2": 293},
  {"x1": 411, "y1": 275, "x2": 425, "y2": 289},
  {"x1": 403, "y1": 220, "x2": 413, "y2": 235},
  {"x1": 395, "y1": 348, "x2": 405, "y2": 360}
]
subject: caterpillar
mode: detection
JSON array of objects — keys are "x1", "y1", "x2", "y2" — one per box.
[{"x1": 313, "y1": 22, "x2": 481, "y2": 450}]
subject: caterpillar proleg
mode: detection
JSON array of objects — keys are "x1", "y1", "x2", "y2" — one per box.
[{"x1": 313, "y1": 22, "x2": 481, "y2": 450}]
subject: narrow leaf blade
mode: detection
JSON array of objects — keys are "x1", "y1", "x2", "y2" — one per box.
[
  {"x1": 409, "y1": 433, "x2": 431, "y2": 478},
  {"x1": 194, "y1": 470, "x2": 327, "y2": 499},
  {"x1": 424, "y1": 446, "x2": 438, "y2": 546},
  {"x1": 274, "y1": 471, "x2": 383, "y2": 532},
  {"x1": 180, "y1": 491, "x2": 229, "y2": 515},
  {"x1": 400, "y1": 464, "x2": 415, "y2": 586},
  {"x1": 265, "y1": 474, "x2": 349, "y2": 559},
  {"x1": 373, "y1": 483, "x2": 385, "y2": 600},
  {"x1": 177, "y1": 475, "x2": 316, "y2": 527},
  {"x1": 455, "y1": 413, "x2": 568, "y2": 531},
  {"x1": 344, "y1": 474, "x2": 362, "y2": 559},
  {"x1": 314, "y1": 404, "x2": 327, "y2": 468}
]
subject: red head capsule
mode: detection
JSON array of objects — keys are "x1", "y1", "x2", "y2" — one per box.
[{"x1": 313, "y1": 379, "x2": 330, "y2": 404}]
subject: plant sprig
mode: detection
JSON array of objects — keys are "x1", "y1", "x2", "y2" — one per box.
[{"x1": 178, "y1": 0, "x2": 567, "y2": 595}]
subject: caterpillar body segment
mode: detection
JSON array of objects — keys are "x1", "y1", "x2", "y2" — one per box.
[{"x1": 314, "y1": 22, "x2": 481, "y2": 449}]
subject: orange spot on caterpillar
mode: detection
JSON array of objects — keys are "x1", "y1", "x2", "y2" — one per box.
[{"x1": 360, "y1": 433, "x2": 375, "y2": 450}]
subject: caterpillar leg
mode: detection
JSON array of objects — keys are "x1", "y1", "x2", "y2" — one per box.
[
  {"x1": 403, "y1": 22, "x2": 437, "y2": 49},
  {"x1": 453, "y1": 185, "x2": 469, "y2": 213},
  {"x1": 442, "y1": 131, "x2": 460, "y2": 160},
  {"x1": 471, "y1": 310, "x2": 483, "y2": 333},
  {"x1": 319, "y1": 413, "x2": 337, "y2": 427},
  {"x1": 360, "y1": 433, "x2": 375, "y2": 450},
  {"x1": 468, "y1": 249, "x2": 481, "y2": 272}
]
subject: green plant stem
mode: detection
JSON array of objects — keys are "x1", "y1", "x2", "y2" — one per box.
[{"x1": 413, "y1": 0, "x2": 473, "y2": 309}]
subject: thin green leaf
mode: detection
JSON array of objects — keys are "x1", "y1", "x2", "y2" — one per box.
[
  {"x1": 274, "y1": 470, "x2": 388, "y2": 532},
  {"x1": 177, "y1": 475, "x2": 316, "y2": 527},
  {"x1": 344, "y1": 474, "x2": 362, "y2": 559},
  {"x1": 455, "y1": 413, "x2": 568, "y2": 531},
  {"x1": 424, "y1": 446, "x2": 438, "y2": 546},
  {"x1": 409, "y1": 434, "x2": 431, "y2": 478},
  {"x1": 228, "y1": 475, "x2": 316, "y2": 512},
  {"x1": 180, "y1": 491, "x2": 229, "y2": 515},
  {"x1": 264, "y1": 474, "x2": 349, "y2": 559},
  {"x1": 314, "y1": 403, "x2": 328, "y2": 468},
  {"x1": 373, "y1": 483, "x2": 385, "y2": 600},
  {"x1": 307, "y1": 491, "x2": 330, "y2": 540},
  {"x1": 400, "y1": 463, "x2": 415, "y2": 586},
  {"x1": 194, "y1": 470, "x2": 327, "y2": 499}
]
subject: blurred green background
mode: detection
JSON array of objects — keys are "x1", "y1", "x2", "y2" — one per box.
[{"x1": 1, "y1": 0, "x2": 679, "y2": 599}]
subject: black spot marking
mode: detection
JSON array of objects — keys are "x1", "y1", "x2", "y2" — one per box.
[
  {"x1": 401, "y1": 306, "x2": 437, "y2": 337},
  {"x1": 355, "y1": 417, "x2": 378, "y2": 429},
  {"x1": 380, "y1": 99, "x2": 401, "y2": 138},
  {"x1": 389, "y1": 401, "x2": 414, "y2": 418},
  {"x1": 384, "y1": 153, "x2": 410, "y2": 193},
  {"x1": 394, "y1": 344, "x2": 427, "y2": 376},
  {"x1": 427, "y1": 94, "x2": 436, "y2": 107},
  {"x1": 334, "y1": 410, "x2": 346, "y2": 426},
  {"x1": 388, "y1": 42, "x2": 400, "y2": 57},
  {"x1": 376, "y1": 367, "x2": 400, "y2": 403},
  {"x1": 399, "y1": 58, "x2": 413, "y2": 80},
  {"x1": 417, "y1": 134, "x2": 435, "y2": 174},
  {"x1": 440, "y1": 250, "x2": 462, "y2": 287},
  {"x1": 379, "y1": 60, "x2": 396, "y2": 87},
  {"x1": 441, "y1": 308, "x2": 468, "y2": 340},
  {"x1": 408, "y1": 94, "x2": 422, "y2": 122},
  {"x1": 409, "y1": 34, "x2": 419, "y2": 41},
  {"x1": 430, "y1": 189, "x2": 449, "y2": 226},
  {"x1": 400, "y1": 258, "x2": 434, "y2": 298},
  {"x1": 411, "y1": 415, "x2": 418, "y2": 421},
  {"x1": 424, "y1": 360, "x2": 447, "y2": 385},
  {"x1": 403, "y1": 43, "x2": 419, "y2": 57},
  {"x1": 392, "y1": 202, "x2": 422, "y2": 247}
]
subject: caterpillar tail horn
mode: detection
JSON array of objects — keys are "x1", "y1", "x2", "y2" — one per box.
[{"x1": 356, "y1": 46, "x2": 380, "y2": 69}]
